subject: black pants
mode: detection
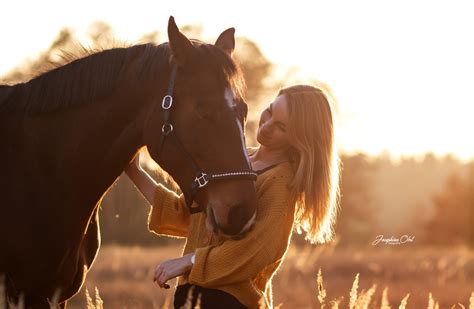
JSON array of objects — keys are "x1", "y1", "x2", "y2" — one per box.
[{"x1": 174, "y1": 284, "x2": 247, "y2": 309}]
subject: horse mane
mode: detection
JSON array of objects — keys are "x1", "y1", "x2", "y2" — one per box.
[
  {"x1": 0, "y1": 85, "x2": 13, "y2": 106},
  {"x1": 0, "y1": 44, "x2": 170, "y2": 116},
  {"x1": 0, "y1": 40, "x2": 245, "y2": 117}
]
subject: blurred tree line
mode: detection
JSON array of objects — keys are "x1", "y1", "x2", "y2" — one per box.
[
  {"x1": 2, "y1": 23, "x2": 472, "y2": 248},
  {"x1": 423, "y1": 161, "x2": 474, "y2": 246}
]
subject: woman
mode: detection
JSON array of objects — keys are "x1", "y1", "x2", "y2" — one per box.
[{"x1": 125, "y1": 85, "x2": 341, "y2": 308}]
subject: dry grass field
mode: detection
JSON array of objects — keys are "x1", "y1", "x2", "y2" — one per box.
[{"x1": 59, "y1": 244, "x2": 474, "y2": 308}]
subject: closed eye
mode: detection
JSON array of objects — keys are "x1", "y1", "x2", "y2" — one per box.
[
  {"x1": 267, "y1": 105, "x2": 286, "y2": 131},
  {"x1": 277, "y1": 123, "x2": 286, "y2": 132}
]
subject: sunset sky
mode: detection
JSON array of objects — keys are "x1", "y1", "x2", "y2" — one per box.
[{"x1": 2, "y1": 0, "x2": 473, "y2": 162}]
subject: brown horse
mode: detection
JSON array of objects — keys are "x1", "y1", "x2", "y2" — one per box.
[{"x1": 0, "y1": 17, "x2": 257, "y2": 308}]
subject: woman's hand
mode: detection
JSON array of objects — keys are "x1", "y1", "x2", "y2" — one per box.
[
  {"x1": 153, "y1": 253, "x2": 194, "y2": 289},
  {"x1": 124, "y1": 152, "x2": 158, "y2": 204}
]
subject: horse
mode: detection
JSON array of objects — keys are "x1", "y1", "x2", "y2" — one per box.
[{"x1": 0, "y1": 17, "x2": 257, "y2": 308}]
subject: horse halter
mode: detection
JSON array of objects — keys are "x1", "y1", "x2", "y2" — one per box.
[{"x1": 156, "y1": 65, "x2": 258, "y2": 214}]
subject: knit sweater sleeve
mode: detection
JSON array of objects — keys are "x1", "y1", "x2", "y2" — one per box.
[
  {"x1": 147, "y1": 184, "x2": 190, "y2": 238},
  {"x1": 188, "y1": 173, "x2": 295, "y2": 287}
]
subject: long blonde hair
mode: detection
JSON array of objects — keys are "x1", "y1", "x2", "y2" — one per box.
[{"x1": 279, "y1": 85, "x2": 341, "y2": 244}]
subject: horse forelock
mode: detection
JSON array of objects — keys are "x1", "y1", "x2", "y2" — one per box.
[
  {"x1": 190, "y1": 43, "x2": 249, "y2": 147},
  {"x1": 193, "y1": 42, "x2": 246, "y2": 102}
]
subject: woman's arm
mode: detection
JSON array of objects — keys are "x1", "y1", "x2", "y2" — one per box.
[
  {"x1": 125, "y1": 152, "x2": 190, "y2": 237},
  {"x1": 125, "y1": 153, "x2": 158, "y2": 205}
]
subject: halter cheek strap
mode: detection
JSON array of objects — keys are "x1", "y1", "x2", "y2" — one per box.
[{"x1": 156, "y1": 65, "x2": 257, "y2": 214}]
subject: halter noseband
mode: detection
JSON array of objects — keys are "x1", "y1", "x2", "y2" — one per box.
[{"x1": 156, "y1": 65, "x2": 258, "y2": 214}]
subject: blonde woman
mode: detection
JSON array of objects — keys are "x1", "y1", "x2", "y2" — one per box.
[{"x1": 126, "y1": 84, "x2": 341, "y2": 308}]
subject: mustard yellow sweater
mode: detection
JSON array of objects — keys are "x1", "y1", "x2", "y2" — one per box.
[{"x1": 148, "y1": 161, "x2": 295, "y2": 308}]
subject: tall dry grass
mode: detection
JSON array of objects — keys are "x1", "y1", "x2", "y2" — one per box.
[
  {"x1": 2, "y1": 245, "x2": 474, "y2": 308},
  {"x1": 68, "y1": 271, "x2": 474, "y2": 309}
]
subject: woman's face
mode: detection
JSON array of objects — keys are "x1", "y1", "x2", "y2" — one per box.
[{"x1": 257, "y1": 95, "x2": 291, "y2": 151}]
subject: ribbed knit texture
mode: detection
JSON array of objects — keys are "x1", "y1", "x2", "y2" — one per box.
[{"x1": 148, "y1": 162, "x2": 295, "y2": 309}]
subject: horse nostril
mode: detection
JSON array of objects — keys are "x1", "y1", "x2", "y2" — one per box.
[
  {"x1": 211, "y1": 203, "x2": 247, "y2": 236},
  {"x1": 217, "y1": 203, "x2": 256, "y2": 238},
  {"x1": 226, "y1": 203, "x2": 247, "y2": 232}
]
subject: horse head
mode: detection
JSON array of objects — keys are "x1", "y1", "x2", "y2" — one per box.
[{"x1": 143, "y1": 17, "x2": 257, "y2": 237}]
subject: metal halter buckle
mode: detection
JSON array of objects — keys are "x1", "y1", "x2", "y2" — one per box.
[
  {"x1": 162, "y1": 95, "x2": 173, "y2": 109},
  {"x1": 161, "y1": 123, "x2": 173, "y2": 135},
  {"x1": 195, "y1": 173, "x2": 209, "y2": 188}
]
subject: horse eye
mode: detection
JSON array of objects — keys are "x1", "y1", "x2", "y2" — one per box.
[
  {"x1": 241, "y1": 103, "x2": 248, "y2": 120},
  {"x1": 234, "y1": 103, "x2": 248, "y2": 122}
]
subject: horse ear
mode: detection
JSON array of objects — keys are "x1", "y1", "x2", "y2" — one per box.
[
  {"x1": 168, "y1": 16, "x2": 195, "y2": 65},
  {"x1": 215, "y1": 28, "x2": 235, "y2": 56}
]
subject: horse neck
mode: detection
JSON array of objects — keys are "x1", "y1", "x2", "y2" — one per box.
[
  {"x1": 70, "y1": 90, "x2": 150, "y2": 202},
  {"x1": 31, "y1": 81, "x2": 157, "y2": 220}
]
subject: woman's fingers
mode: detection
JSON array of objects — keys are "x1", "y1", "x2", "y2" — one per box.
[
  {"x1": 154, "y1": 264, "x2": 171, "y2": 289},
  {"x1": 154, "y1": 256, "x2": 192, "y2": 289},
  {"x1": 153, "y1": 265, "x2": 163, "y2": 287},
  {"x1": 158, "y1": 270, "x2": 171, "y2": 289}
]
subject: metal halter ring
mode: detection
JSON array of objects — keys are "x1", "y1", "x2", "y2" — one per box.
[
  {"x1": 162, "y1": 95, "x2": 173, "y2": 109},
  {"x1": 162, "y1": 123, "x2": 174, "y2": 135},
  {"x1": 195, "y1": 173, "x2": 210, "y2": 188}
]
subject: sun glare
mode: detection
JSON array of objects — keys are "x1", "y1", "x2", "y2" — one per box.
[{"x1": 1, "y1": 0, "x2": 473, "y2": 161}]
